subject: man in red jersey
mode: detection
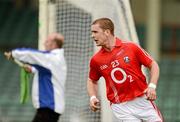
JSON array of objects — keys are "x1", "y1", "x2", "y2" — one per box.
[{"x1": 87, "y1": 18, "x2": 163, "y2": 122}]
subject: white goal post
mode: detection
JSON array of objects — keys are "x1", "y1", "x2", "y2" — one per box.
[
  {"x1": 38, "y1": 0, "x2": 139, "y2": 122},
  {"x1": 39, "y1": 0, "x2": 56, "y2": 50}
]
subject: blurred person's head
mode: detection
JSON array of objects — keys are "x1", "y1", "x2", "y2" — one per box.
[{"x1": 44, "y1": 33, "x2": 64, "y2": 51}]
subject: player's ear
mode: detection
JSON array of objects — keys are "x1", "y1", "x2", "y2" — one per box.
[{"x1": 104, "y1": 29, "x2": 111, "y2": 36}]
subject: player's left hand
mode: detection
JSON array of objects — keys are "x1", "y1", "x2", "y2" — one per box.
[{"x1": 144, "y1": 87, "x2": 157, "y2": 101}]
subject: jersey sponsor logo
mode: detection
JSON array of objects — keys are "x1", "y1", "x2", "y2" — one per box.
[
  {"x1": 111, "y1": 67, "x2": 127, "y2": 84},
  {"x1": 110, "y1": 60, "x2": 134, "y2": 84}
]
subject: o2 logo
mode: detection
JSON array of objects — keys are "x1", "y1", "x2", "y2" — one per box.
[{"x1": 110, "y1": 60, "x2": 133, "y2": 84}]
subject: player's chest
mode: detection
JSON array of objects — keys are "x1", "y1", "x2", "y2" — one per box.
[{"x1": 97, "y1": 48, "x2": 137, "y2": 73}]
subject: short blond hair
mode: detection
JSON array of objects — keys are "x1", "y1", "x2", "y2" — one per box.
[{"x1": 92, "y1": 18, "x2": 114, "y2": 35}]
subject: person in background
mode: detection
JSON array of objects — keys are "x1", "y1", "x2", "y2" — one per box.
[
  {"x1": 87, "y1": 18, "x2": 163, "y2": 122},
  {"x1": 4, "y1": 33, "x2": 67, "y2": 122}
]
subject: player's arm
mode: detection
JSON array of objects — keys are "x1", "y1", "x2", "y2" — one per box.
[
  {"x1": 132, "y1": 43, "x2": 160, "y2": 101},
  {"x1": 145, "y1": 60, "x2": 159, "y2": 101},
  {"x1": 148, "y1": 60, "x2": 159, "y2": 87},
  {"x1": 10, "y1": 48, "x2": 58, "y2": 68},
  {"x1": 4, "y1": 51, "x2": 37, "y2": 73},
  {"x1": 87, "y1": 78, "x2": 100, "y2": 112}
]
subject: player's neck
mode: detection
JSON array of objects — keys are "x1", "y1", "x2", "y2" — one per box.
[{"x1": 103, "y1": 37, "x2": 116, "y2": 52}]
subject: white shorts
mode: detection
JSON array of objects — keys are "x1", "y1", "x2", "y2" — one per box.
[{"x1": 111, "y1": 95, "x2": 163, "y2": 122}]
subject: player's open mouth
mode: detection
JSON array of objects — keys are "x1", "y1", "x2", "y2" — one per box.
[{"x1": 94, "y1": 39, "x2": 98, "y2": 42}]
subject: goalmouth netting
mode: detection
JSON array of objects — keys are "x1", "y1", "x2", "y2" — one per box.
[{"x1": 39, "y1": 0, "x2": 139, "y2": 122}]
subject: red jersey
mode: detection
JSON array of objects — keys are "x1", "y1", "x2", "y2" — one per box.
[{"x1": 89, "y1": 38, "x2": 153, "y2": 103}]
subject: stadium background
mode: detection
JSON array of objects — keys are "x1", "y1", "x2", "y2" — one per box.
[{"x1": 0, "y1": 0, "x2": 180, "y2": 121}]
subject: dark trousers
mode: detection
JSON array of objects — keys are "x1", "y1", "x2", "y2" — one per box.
[{"x1": 32, "y1": 108, "x2": 60, "y2": 122}]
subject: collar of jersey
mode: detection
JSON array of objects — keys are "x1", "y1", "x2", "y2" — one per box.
[
  {"x1": 114, "y1": 37, "x2": 122, "y2": 47},
  {"x1": 101, "y1": 37, "x2": 122, "y2": 53}
]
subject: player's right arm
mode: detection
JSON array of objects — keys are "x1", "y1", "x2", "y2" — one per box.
[
  {"x1": 88, "y1": 58, "x2": 101, "y2": 111},
  {"x1": 87, "y1": 78, "x2": 100, "y2": 112}
]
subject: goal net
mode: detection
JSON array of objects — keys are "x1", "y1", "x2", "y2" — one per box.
[{"x1": 39, "y1": 0, "x2": 139, "y2": 122}]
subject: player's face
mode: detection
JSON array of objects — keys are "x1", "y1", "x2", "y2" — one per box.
[
  {"x1": 91, "y1": 24, "x2": 108, "y2": 46},
  {"x1": 44, "y1": 35, "x2": 56, "y2": 51}
]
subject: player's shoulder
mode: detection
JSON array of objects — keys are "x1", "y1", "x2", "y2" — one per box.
[
  {"x1": 121, "y1": 40, "x2": 138, "y2": 45},
  {"x1": 121, "y1": 40, "x2": 140, "y2": 49},
  {"x1": 92, "y1": 48, "x2": 103, "y2": 57},
  {"x1": 90, "y1": 48, "x2": 103, "y2": 63}
]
